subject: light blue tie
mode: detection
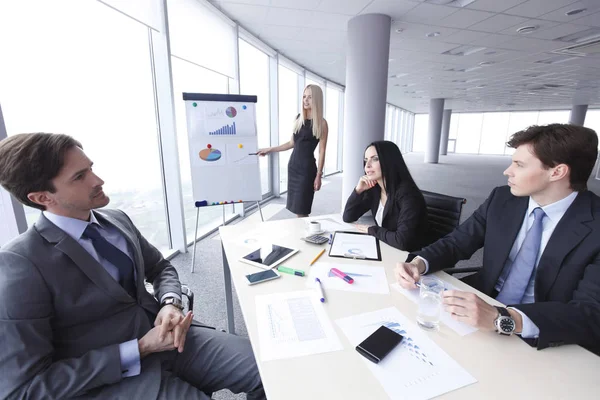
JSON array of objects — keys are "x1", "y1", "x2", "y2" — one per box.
[{"x1": 496, "y1": 207, "x2": 546, "y2": 305}]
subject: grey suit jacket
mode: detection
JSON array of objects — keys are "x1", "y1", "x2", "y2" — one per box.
[{"x1": 0, "y1": 209, "x2": 181, "y2": 399}]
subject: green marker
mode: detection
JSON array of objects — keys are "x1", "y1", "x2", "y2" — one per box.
[{"x1": 278, "y1": 266, "x2": 305, "y2": 277}]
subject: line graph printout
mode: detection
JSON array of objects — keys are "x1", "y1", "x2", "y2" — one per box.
[
  {"x1": 336, "y1": 307, "x2": 476, "y2": 400},
  {"x1": 255, "y1": 290, "x2": 343, "y2": 361}
]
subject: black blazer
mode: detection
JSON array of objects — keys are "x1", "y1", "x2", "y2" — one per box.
[
  {"x1": 410, "y1": 186, "x2": 600, "y2": 354},
  {"x1": 342, "y1": 184, "x2": 428, "y2": 252}
]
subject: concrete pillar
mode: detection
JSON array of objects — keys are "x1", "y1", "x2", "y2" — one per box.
[
  {"x1": 341, "y1": 14, "x2": 391, "y2": 210},
  {"x1": 439, "y1": 109, "x2": 452, "y2": 156},
  {"x1": 425, "y1": 98, "x2": 444, "y2": 163},
  {"x1": 569, "y1": 104, "x2": 588, "y2": 126}
]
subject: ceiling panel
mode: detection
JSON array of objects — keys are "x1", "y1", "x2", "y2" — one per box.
[
  {"x1": 504, "y1": 0, "x2": 579, "y2": 19},
  {"x1": 359, "y1": 0, "x2": 418, "y2": 19},
  {"x1": 317, "y1": 0, "x2": 373, "y2": 16},
  {"x1": 401, "y1": 3, "x2": 459, "y2": 24},
  {"x1": 468, "y1": 14, "x2": 530, "y2": 33},
  {"x1": 209, "y1": 0, "x2": 600, "y2": 113},
  {"x1": 539, "y1": 1, "x2": 600, "y2": 22},
  {"x1": 438, "y1": 8, "x2": 495, "y2": 29},
  {"x1": 466, "y1": 0, "x2": 528, "y2": 13}
]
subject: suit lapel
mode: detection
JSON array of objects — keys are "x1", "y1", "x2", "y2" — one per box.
[
  {"x1": 486, "y1": 195, "x2": 528, "y2": 291},
  {"x1": 36, "y1": 214, "x2": 133, "y2": 303},
  {"x1": 94, "y1": 211, "x2": 146, "y2": 298},
  {"x1": 536, "y1": 192, "x2": 592, "y2": 300}
]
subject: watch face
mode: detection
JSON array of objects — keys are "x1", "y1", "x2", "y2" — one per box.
[{"x1": 499, "y1": 317, "x2": 515, "y2": 333}]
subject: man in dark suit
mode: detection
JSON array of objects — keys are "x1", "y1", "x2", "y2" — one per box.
[
  {"x1": 0, "y1": 133, "x2": 265, "y2": 399},
  {"x1": 396, "y1": 123, "x2": 600, "y2": 355}
]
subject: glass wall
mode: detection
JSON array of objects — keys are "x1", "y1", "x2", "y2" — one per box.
[
  {"x1": 413, "y1": 109, "x2": 576, "y2": 155},
  {"x1": 278, "y1": 64, "x2": 300, "y2": 193},
  {"x1": 239, "y1": 39, "x2": 271, "y2": 195},
  {"x1": 0, "y1": 0, "x2": 170, "y2": 251},
  {"x1": 170, "y1": 57, "x2": 230, "y2": 244},
  {"x1": 0, "y1": 0, "x2": 348, "y2": 254},
  {"x1": 325, "y1": 86, "x2": 341, "y2": 174}
]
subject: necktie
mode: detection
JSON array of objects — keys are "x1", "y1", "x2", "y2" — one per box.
[
  {"x1": 496, "y1": 207, "x2": 546, "y2": 305},
  {"x1": 82, "y1": 224, "x2": 137, "y2": 298}
]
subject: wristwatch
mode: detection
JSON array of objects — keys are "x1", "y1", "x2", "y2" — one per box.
[
  {"x1": 494, "y1": 306, "x2": 516, "y2": 335},
  {"x1": 161, "y1": 296, "x2": 184, "y2": 311}
]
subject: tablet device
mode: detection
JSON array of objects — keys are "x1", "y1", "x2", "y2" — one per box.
[{"x1": 239, "y1": 244, "x2": 299, "y2": 270}]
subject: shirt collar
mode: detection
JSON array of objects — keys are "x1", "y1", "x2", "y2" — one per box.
[
  {"x1": 526, "y1": 191, "x2": 579, "y2": 223},
  {"x1": 42, "y1": 210, "x2": 103, "y2": 241}
]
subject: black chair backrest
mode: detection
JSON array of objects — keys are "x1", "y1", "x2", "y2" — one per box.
[{"x1": 421, "y1": 190, "x2": 466, "y2": 246}]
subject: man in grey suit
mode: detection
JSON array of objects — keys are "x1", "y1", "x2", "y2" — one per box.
[{"x1": 0, "y1": 133, "x2": 266, "y2": 399}]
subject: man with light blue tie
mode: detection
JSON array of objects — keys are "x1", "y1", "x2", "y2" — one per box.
[
  {"x1": 0, "y1": 133, "x2": 265, "y2": 399},
  {"x1": 396, "y1": 124, "x2": 600, "y2": 355}
]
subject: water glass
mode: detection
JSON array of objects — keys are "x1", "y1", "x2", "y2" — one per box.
[{"x1": 416, "y1": 276, "x2": 444, "y2": 331}]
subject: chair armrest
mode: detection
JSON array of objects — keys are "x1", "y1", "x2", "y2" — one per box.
[{"x1": 181, "y1": 284, "x2": 194, "y2": 312}]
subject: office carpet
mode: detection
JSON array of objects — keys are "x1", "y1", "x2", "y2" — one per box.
[{"x1": 169, "y1": 152, "x2": 600, "y2": 399}]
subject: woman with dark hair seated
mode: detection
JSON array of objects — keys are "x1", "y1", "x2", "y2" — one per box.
[{"x1": 343, "y1": 140, "x2": 428, "y2": 251}]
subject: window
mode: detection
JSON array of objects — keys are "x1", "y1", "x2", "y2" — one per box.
[
  {"x1": 170, "y1": 57, "x2": 231, "y2": 244},
  {"x1": 325, "y1": 86, "x2": 341, "y2": 173},
  {"x1": 455, "y1": 113, "x2": 483, "y2": 154},
  {"x1": 412, "y1": 114, "x2": 429, "y2": 152},
  {"x1": 278, "y1": 64, "x2": 300, "y2": 192},
  {"x1": 0, "y1": 0, "x2": 170, "y2": 251},
  {"x1": 585, "y1": 109, "x2": 600, "y2": 147},
  {"x1": 479, "y1": 112, "x2": 510, "y2": 155},
  {"x1": 506, "y1": 111, "x2": 539, "y2": 155},
  {"x1": 537, "y1": 110, "x2": 569, "y2": 125},
  {"x1": 239, "y1": 39, "x2": 271, "y2": 195}
]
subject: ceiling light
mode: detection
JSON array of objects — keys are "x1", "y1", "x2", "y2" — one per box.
[
  {"x1": 426, "y1": 32, "x2": 441, "y2": 38},
  {"x1": 556, "y1": 28, "x2": 600, "y2": 43},
  {"x1": 517, "y1": 26, "x2": 538, "y2": 34},
  {"x1": 388, "y1": 58, "x2": 395, "y2": 62},
  {"x1": 443, "y1": 45, "x2": 486, "y2": 56},
  {"x1": 565, "y1": 8, "x2": 587, "y2": 16},
  {"x1": 478, "y1": 61, "x2": 495, "y2": 66},
  {"x1": 395, "y1": 28, "x2": 404, "y2": 33},
  {"x1": 484, "y1": 50, "x2": 497, "y2": 55},
  {"x1": 425, "y1": 0, "x2": 476, "y2": 6},
  {"x1": 476, "y1": 85, "x2": 487, "y2": 89}
]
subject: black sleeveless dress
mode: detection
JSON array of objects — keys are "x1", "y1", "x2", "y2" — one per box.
[{"x1": 287, "y1": 119, "x2": 319, "y2": 215}]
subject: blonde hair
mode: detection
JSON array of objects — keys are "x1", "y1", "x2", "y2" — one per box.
[{"x1": 294, "y1": 84, "x2": 325, "y2": 139}]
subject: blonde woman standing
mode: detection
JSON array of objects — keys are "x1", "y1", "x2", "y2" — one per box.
[{"x1": 258, "y1": 84, "x2": 328, "y2": 217}]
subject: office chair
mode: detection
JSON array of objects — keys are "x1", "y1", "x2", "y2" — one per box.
[{"x1": 420, "y1": 190, "x2": 479, "y2": 275}]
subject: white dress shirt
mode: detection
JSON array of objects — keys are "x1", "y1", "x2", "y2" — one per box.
[
  {"x1": 375, "y1": 201, "x2": 384, "y2": 227},
  {"x1": 418, "y1": 191, "x2": 579, "y2": 338}
]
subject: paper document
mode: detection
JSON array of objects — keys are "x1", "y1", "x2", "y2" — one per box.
[
  {"x1": 307, "y1": 263, "x2": 390, "y2": 295},
  {"x1": 336, "y1": 307, "x2": 476, "y2": 400},
  {"x1": 255, "y1": 290, "x2": 343, "y2": 361},
  {"x1": 330, "y1": 232, "x2": 380, "y2": 260},
  {"x1": 391, "y1": 283, "x2": 478, "y2": 336}
]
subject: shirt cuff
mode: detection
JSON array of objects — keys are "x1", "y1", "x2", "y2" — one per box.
[
  {"x1": 509, "y1": 307, "x2": 540, "y2": 339},
  {"x1": 119, "y1": 339, "x2": 141, "y2": 378},
  {"x1": 415, "y1": 256, "x2": 430, "y2": 274},
  {"x1": 160, "y1": 292, "x2": 182, "y2": 304}
]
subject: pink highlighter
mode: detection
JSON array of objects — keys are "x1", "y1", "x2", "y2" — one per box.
[{"x1": 330, "y1": 268, "x2": 354, "y2": 284}]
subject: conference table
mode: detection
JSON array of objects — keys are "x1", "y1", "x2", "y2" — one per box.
[{"x1": 218, "y1": 214, "x2": 600, "y2": 399}]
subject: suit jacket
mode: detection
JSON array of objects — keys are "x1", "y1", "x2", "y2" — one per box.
[
  {"x1": 0, "y1": 209, "x2": 181, "y2": 399},
  {"x1": 342, "y1": 184, "x2": 428, "y2": 252},
  {"x1": 411, "y1": 186, "x2": 600, "y2": 354}
]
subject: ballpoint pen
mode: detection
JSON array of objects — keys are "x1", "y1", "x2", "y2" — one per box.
[{"x1": 315, "y1": 278, "x2": 326, "y2": 302}]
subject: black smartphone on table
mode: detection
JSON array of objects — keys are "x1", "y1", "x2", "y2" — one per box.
[{"x1": 356, "y1": 325, "x2": 404, "y2": 364}]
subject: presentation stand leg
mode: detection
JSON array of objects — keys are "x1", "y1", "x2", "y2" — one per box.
[
  {"x1": 257, "y1": 201, "x2": 264, "y2": 222},
  {"x1": 191, "y1": 207, "x2": 200, "y2": 273},
  {"x1": 222, "y1": 243, "x2": 236, "y2": 334}
]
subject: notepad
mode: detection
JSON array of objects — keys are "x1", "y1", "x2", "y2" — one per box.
[{"x1": 328, "y1": 231, "x2": 381, "y2": 261}]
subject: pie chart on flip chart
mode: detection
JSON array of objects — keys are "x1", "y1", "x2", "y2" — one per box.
[
  {"x1": 226, "y1": 106, "x2": 237, "y2": 118},
  {"x1": 199, "y1": 148, "x2": 222, "y2": 162}
]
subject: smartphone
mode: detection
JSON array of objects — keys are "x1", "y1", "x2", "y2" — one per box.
[
  {"x1": 356, "y1": 325, "x2": 403, "y2": 364},
  {"x1": 245, "y1": 269, "x2": 281, "y2": 285}
]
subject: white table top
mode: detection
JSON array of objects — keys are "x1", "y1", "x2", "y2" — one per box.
[{"x1": 219, "y1": 214, "x2": 600, "y2": 400}]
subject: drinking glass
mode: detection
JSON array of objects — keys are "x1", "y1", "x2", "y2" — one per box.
[{"x1": 416, "y1": 276, "x2": 444, "y2": 330}]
